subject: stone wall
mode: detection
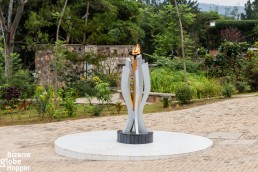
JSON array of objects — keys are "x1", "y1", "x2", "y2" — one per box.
[{"x1": 35, "y1": 44, "x2": 133, "y2": 86}]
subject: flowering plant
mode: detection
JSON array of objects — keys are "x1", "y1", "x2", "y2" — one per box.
[{"x1": 34, "y1": 86, "x2": 54, "y2": 119}]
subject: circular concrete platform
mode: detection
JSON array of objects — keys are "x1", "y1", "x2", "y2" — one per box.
[{"x1": 55, "y1": 130, "x2": 213, "y2": 161}]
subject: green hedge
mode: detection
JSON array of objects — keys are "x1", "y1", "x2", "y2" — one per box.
[
  {"x1": 213, "y1": 20, "x2": 258, "y2": 30},
  {"x1": 207, "y1": 19, "x2": 258, "y2": 47}
]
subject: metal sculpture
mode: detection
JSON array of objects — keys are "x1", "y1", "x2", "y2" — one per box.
[{"x1": 117, "y1": 44, "x2": 153, "y2": 144}]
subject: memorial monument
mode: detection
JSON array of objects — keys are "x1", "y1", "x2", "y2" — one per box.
[
  {"x1": 54, "y1": 45, "x2": 213, "y2": 161},
  {"x1": 117, "y1": 44, "x2": 153, "y2": 144}
]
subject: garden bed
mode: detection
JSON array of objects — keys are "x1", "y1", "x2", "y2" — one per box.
[{"x1": 0, "y1": 96, "x2": 227, "y2": 127}]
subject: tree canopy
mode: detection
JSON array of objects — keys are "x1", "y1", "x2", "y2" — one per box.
[{"x1": 0, "y1": 0, "x2": 257, "y2": 72}]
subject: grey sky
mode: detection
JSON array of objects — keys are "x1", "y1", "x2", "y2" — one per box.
[{"x1": 197, "y1": 0, "x2": 253, "y2": 6}]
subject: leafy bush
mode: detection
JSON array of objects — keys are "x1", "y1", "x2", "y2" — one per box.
[
  {"x1": 95, "y1": 82, "x2": 111, "y2": 104},
  {"x1": 196, "y1": 47, "x2": 207, "y2": 57},
  {"x1": 243, "y1": 53, "x2": 258, "y2": 91},
  {"x1": 175, "y1": 85, "x2": 193, "y2": 104},
  {"x1": 9, "y1": 70, "x2": 35, "y2": 100},
  {"x1": 192, "y1": 78, "x2": 222, "y2": 99},
  {"x1": 161, "y1": 97, "x2": 172, "y2": 108},
  {"x1": 95, "y1": 72, "x2": 119, "y2": 87},
  {"x1": 105, "y1": 73, "x2": 119, "y2": 87},
  {"x1": 151, "y1": 68, "x2": 185, "y2": 93},
  {"x1": 87, "y1": 105, "x2": 103, "y2": 116},
  {"x1": 34, "y1": 86, "x2": 54, "y2": 119},
  {"x1": 0, "y1": 85, "x2": 21, "y2": 108},
  {"x1": 52, "y1": 109, "x2": 64, "y2": 119},
  {"x1": 153, "y1": 55, "x2": 201, "y2": 73},
  {"x1": 248, "y1": 67, "x2": 258, "y2": 91},
  {"x1": 235, "y1": 81, "x2": 251, "y2": 93},
  {"x1": 62, "y1": 75, "x2": 98, "y2": 98},
  {"x1": 9, "y1": 53, "x2": 22, "y2": 74},
  {"x1": 74, "y1": 79, "x2": 96, "y2": 98},
  {"x1": 115, "y1": 101, "x2": 123, "y2": 114},
  {"x1": 46, "y1": 98, "x2": 55, "y2": 118},
  {"x1": 63, "y1": 89, "x2": 77, "y2": 117},
  {"x1": 168, "y1": 58, "x2": 200, "y2": 73},
  {"x1": 206, "y1": 41, "x2": 248, "y2": 78},
  {"x1": 0, "y1": 62, "x2": 35, "y2": 111},
  {"x1": 222, "y1": 83, "x2": 235, "y2": 98}
]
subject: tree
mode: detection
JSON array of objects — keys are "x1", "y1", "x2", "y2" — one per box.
[
  {"x1": 87, "y1": 0, "x2": 144, "y2": 45},
  {"x1": 54, "y1": 0, "x2": 68, "y2": 108},
  {"x1": 56, "y1": 0, "x2": 68, "y2": 42},
  {"x1": 168, "y1": 0, "x2": 202, "y2": 54},
  {"x1": 168, "y1": 0, "x2": 199, "y2": 13},
  {"x1": 141, "y1": 0, "x2": 162, "y2": 6},
  {"x1": 174, "y1": 0, "x2": 187, "y2": 83},
  {"x1": 144, "y1": 3, "x2": 195, "y2": 56},
  {"x1": 24, "y1": 0, "x2": 87, "y2": 47},
  {"x1": 224, "y1": 7, "x2": 231, "y2": 18},
  {"x1": 0, "y1": 13, "x2": 7, "y2": 80},
  {"x1": 0, "y1": 37, "x2": 5, "y2": 83},
  {"x1": 230, "y1": 6, "x2": 239, "y2": 20},
  {"x1": 0, "y1": 0, "x2": 28, "y2": 79},
  {"x1": 252, "y1": 0, "x2": 258, "y2": 18},
  {"x1": 240, "y1": 1, "x2": 258, "y2": 20}
]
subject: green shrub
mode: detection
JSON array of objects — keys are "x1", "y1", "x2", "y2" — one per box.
[
  {"x1": 98, "y1": 73, "x2": 119, "y2": 87},
  {"x1": 95, "y1": 82, "x2": 111, "y2": 105},
  {"x1": 161, "y1": 97, "x2": 172, "y2": 108},
  {"x1": 192, "y1": 79, "x2": 222, "y2": 99},
  {"x1": 235, "y1": 81, "x2": 251, "y2": 93},
  {"x1": 46, "y1": 98, "x2": 55, "y2": 118},
  {"x1": 9, "y1": 70, "x2": 35, "y2": 100},
  {"x1": 64, "y1": 98, "x2": 77, "y2": 117},
  {"x1": 0, "y1": 70, "x2": 35, "y2": 110},
  {"x1": 52, "y1": 109, "x2": 64, "y2": 119},
  {"x1": 59, "y1": 88, "x2": 77, "y2": 117},
  {"x1": 168, "y1": 58, "x2": 200, "y2": 73},
  {"x1": 87, "y1": 105, "x2": 103, "y2": 116},
  {"x1": 72, "y1": 79, "x2": 96, "y2": 97},
  {"x1": 222, "y1": 83, "x2": 235, "y2": 98},
  {"x1": 34, "y1": 86, "x2": 54, "y2": 119},
  {"x1": 151, "y1": 68, "x2": 185, "y2": 93},
  {"x1": 115, "y1": 101, "x2": 123, "y2": 114},
  {"x1": 196, "y1": 47, "x2": 207, "y2": 57},
  {"x1": 175, "y1": 85, "x2": 193, "y2": 104},
  {"x1": 0, "y1": 85, "x2": 21, "y2": 109}
]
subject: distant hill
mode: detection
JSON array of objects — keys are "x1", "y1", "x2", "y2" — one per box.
[{"x1": 198, "y1": 3, "x2": 245, "y2": 18}]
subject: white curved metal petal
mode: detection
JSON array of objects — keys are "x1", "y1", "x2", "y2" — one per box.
[
  {"x1": 121, "y1": 58, "x2": 150, "y2": 134},
  {"x1": 121, "y1": 62, "x2": 134, "y2": 133}
]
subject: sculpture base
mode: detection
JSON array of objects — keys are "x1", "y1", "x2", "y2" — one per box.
[
  {"x1": 55, "y1": 130, "x2": 213, "y2": 161},
  {"x1": 117, "y1": 130, "x2": 153, "y2": 144}
]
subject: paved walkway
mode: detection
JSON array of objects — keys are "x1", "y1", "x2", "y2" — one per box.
[{"x1": 0, "y1": 96, "x2": 258, "y2": 172}]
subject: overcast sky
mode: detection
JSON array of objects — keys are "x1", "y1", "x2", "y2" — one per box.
[{"x1": 197, "y1": 0, "x2": 253, "y2": 6}]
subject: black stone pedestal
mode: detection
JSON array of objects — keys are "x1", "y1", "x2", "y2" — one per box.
[{"x1": 117, "y1": 130, "x2": 153, "y2": 144}]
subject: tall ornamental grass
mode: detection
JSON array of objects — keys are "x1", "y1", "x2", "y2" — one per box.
[{"x1": 151, "y1": 68, "x2": 222, "y2": 99}]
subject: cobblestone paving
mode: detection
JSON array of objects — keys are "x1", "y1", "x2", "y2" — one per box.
[{"x1": 0, "y1": 96, "x2": 258, "y2": 172}]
